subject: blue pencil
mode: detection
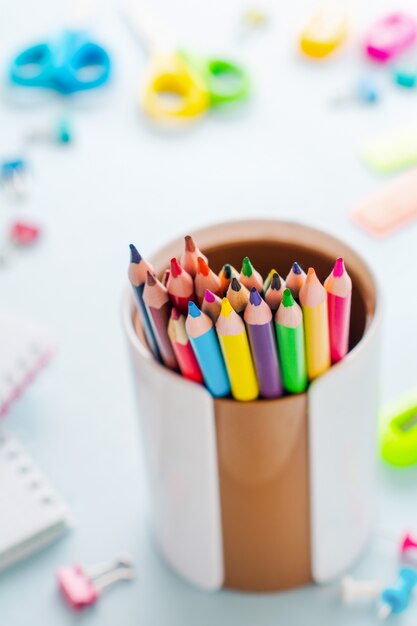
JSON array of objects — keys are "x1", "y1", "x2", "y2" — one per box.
[
  {"x1": 128, "y1": 244, "x2": 161, "y2": 361},
  {"x1": 185, "y1": 302, "x2": 230, "y2": 397}
]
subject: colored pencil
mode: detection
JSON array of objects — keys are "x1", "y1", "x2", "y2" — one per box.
[
  {"x1": 143, "y1": 272, "x2": 178, "y2": 370},
  {"x1": 162, "y1": 268, "x2": 170, "y2": 287},
  {"x1": 299, "y1": 268, "x2": 331, "y2": 380},
  {"x1": 239, "y1": 256, "x2": 263, "y2": 292},
  {"x1": 218, "y1": 264, "x2": 239, "y2": 294},
  {"x1": 180, "y1": 235, "x2": 208, "y2": 277},
  {"x1": 166, "y1": 258, "x2": 195, "y2": 315},
  {"x1": 263, "y1": 268, "x2": 279, "y2": 293},
  {"x1": 226, "y1": 277, "x2": 250, "y2": 314},
  {"x1": 202, "y1": 288, "x2": 222, "y2": 323},
  {"x1": 286, "y1": 262, "x2": 306, "y2": 299},
  {"x1": 128, "y1": 244, "x2": 161, "y2": 361},
  {"x1": 324, "y1": 257, "x2": 352, "y2": 363},
  {"x1": 264, "y1": 272, "x2": 286, "y2": 311},
  {"x1": 195, "y1": 257, "x2": 221, "y2": 305},
  {"x1": 167, "y1": 308, "x2": 204, "y2": 383},
  {"x1": 244, "y1": 288, "x2": 283, "y2": 398},
  {"x1": 216, "y1": 298, "x2": 259, "y2": 401},
  {"x1": 186, "y1": 302, "x2": 230, "y2": 397},
  {"x1": 275, "y1": 288, "x2": 307, "y2": 393}
]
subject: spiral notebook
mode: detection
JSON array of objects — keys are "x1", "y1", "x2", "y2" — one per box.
[
  {"x1": 0, "y1": 312, "x2": 54, "y2": 418},
  {"x1": 0, "y1": 430, "x2": 71, "y2": 571}
]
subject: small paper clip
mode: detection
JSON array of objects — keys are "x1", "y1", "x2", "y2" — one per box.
[
  {"x1": 341, "y1": 575, "x2": 381, "y2": 605},
  {"x1": 378, "y1": 567, "x2": 417, "y2": 619},
  {"x1": 57, "y1": 555, "x2": 135, "y2": 610}
]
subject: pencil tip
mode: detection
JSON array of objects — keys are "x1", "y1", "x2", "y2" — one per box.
[
  {"x1": 129, "y1": 244, "x2": 142, "y2": 264},
  {"x1": 241, "y1": 256, "x2": 253, "y2": 277},
  {"x1": 292, "y1": 261, "x2": 302, "y2": 275},
  {"x1": 146, "y1": 271, "x2": 156, "y2": 286},
  {"x1": 249, "y1": 287, "x2": 262, "y2": 305},
  {"x1": 282, "y1": 288, "x2": 294, "y2": 307},
  {"x1": 221, "y1": 297, "x2": 233, "y2": 317},
  {"x1": 188, "y1": 301, "x2": 201, "y2": 318},
  {"x1": 333, "y1": 257, "x2": 344, "y2": 277},
  {"x1": 224, "y1": 264, "x2": 232, "y2": 279},
  {"x1": 184, "y1": 235, "x2": 195, "y2": 252},
  {"x1": 170, "y1": 257, "x2": 182, "y2": 278},
  {"x1": 271, "y1": 272, "x2": 281, "y2": 290},
  {"x1": 230, "y1": 277, "x2": 241, "y2": 292},
  {"x1": 197, "y1": 256, "x2": 209, "y2": 275},
  {"x1": 204, "y1": 289, "x2": 215, "y2": 303}
]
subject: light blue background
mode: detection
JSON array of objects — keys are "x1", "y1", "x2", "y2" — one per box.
[{"x1": 2, "y1": 0, "x2": 417, "y2": 623}]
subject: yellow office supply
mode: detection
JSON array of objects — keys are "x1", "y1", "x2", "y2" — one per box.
[
  {"x1": 299, "y1": 3, "x2": 348, "y2": 59},
  {"x1": 299, "y1": 268, "x2": 331, "y2": 380},
  {"x1": 216, "y1": 298, "x2": 259, "y2": 401}
]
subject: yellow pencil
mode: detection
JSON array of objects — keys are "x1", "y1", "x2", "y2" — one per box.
[
  {"x1": 216, "y1": 298, "x2": 259, "y2": 401},
  {"x1": 299, "y1": 267, "x2": 331, "y2": 380}
]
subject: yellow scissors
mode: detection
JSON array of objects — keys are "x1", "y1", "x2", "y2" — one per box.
[{"x1": 121, "y1": 2, "x2": 250, "y2": 125}]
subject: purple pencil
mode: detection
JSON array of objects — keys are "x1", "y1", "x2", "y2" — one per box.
[{"x1": 244, "y1": 288, "x2": 283, "y2": 399}]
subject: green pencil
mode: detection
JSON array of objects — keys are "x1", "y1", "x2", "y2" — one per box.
[{"x1": 275, "y1": 288, "x2": 307, "y2": 393}]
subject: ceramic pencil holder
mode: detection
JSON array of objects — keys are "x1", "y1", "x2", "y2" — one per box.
[{"x1": 123, "y1": 219, "x2": 381, "y2": 592}]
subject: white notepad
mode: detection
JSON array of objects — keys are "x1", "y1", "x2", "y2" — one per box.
[
  {"x1": 0, "y1": 313, "x2": 54, "y2": 417},
  {"x1": 0, "y1": 430, "x2": 71, "y2": 571}
]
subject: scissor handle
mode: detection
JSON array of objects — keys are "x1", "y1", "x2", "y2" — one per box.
[
  {"x1": 10, "y1": 42, "x2": 54, "y2": 88},
  {"x1": 66, "y1": 41, "x2": 111, "y2": 92},
  {"x1": 9, "y1": 31, "x2": 111, "y2": 94},
  {"x1": 184, "y1": 54, "x2": 251, "y2": 106},
  {"x1": 141, "y1": 52, "x2": 210, "y2": 124}
]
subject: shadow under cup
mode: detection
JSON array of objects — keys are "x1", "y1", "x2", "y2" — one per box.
[{"x1": 124, "y1": 220, "x2": 380, "y2": 592}]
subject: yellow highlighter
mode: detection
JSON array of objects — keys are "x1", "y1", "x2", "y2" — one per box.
[
  {"x1": 299, "y1": 268, "x2": 331, "y2": 380},
  {"x1": 299, "y1": 2, "x2": 348, "y2": 59},
  {"x1": 216, "y1": 298, "x2": 259, "y2": 401}
]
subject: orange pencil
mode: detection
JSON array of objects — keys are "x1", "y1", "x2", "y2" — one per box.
[
  {"x1": 143, "y1": 272, "x2": 178, "y2": 370},
  {"x1": 195, "y1": 257, "x2": 221, "y2": 305},
  {"x1": 239, "y1": 257, "x2": 263, "y2": 292},
  {"x1": 167, "y1": 308, "x2": 204, "y2": 383},
  {"x1": 218, "y1": 264, "x2": 239, "y2": 294},
  {"x1": 166, "y1": 258, "x2": 195, "y2": 316},
  {"x1": 202, "y1": 288, "x2": 222, "y2": 323},
  {"x1": 226, "y1": 277, "x2": 250, "y2": 314},
  {"x1": 286, "y1": 262, "x2": 306, "y2": 299},
  {"x1": 180, "y1": 235, "x2": 208, "y2": 277},
  {"x1": 264, "y1": 272, "x2": 286, "y2": 311}
]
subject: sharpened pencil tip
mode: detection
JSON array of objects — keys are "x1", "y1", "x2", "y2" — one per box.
[
  {"x1": 184, "y1": 235, "x2": 195, "y2": 252},
  {"x1": 333, "y1": 257, "x2": 345, "y2": 277},
  {"x1": 221, "y1": 297, "x2": 233, "y2": 317},
  {"x1": 129, "y1": 244, "x2": 142, "y2": 264},
  {"x1": 224, "y1": 264, "x2": 232, "y2": 279},
  {"x1": 292, "y1": 262, "x2": 302, "y2": 275},
  {"x1": 282, "y1": 288, "x2": 294, "y2": 307},
  {"x1": 170, "y1": 257, "x2": 182, "y2": 278},
  {"x1": 231, "y1": 277, "x2": 241, "y2": 292},
  {"x1": 188, "y1": 301, "x2": 201, "y2": 318},
  {"x1": 241, "y1": 256, "x2": 253, "y2": 277},
  {"x1": 249, "y1": 287, "x2": 262, "y2": 305},
  {"x1": 204, "y1": 289, "x2": 215, "y2": 303},
  {"x1": 271, "y1": 272, "x2": 281, "y2": 290},
  {"x1": 146, "y1": 271, "x2": 156, "y2": 286},
  {"x1": 197, "y1": 256, "x2": 209, "y2": 276}
]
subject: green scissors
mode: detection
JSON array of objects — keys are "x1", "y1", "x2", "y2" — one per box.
[{"x1": 121, "y1": 1, "x2": 251, "y2": 125}]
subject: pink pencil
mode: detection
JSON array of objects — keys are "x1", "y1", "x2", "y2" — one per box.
[{"x1": 324, "y1": 258, "x2": 352, "y2": 363}]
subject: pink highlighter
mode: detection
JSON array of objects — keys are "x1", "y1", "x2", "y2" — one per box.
[{"x1": 365, "y1": 13, "x2": 417, "y2": 63}]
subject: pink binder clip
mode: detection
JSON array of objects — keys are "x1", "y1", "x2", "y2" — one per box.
[
  {"x1": 365, "y1": 13, "x2": 417, "y2": 63},
  {"x1": 57, "y1": 555, "x2": 135, "y2": 610}
]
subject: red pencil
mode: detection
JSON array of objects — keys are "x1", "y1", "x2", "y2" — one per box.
[
  {"x1": 143, "y1": 272, "x2": 178, "y2": 370},
  {"x1": 167, "y1": 308, "x2": 204, "y2": 383},
  {"x1": 166, "y1": 258, "x2": 195, "y2": 315},
  {"x1": 195, "y1": 257, "x2": 221, "y2": 305}
]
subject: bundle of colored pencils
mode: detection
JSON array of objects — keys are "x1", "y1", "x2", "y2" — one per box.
[{"x1": 128, "y1": 235, "x2": 352, "y2": 402}]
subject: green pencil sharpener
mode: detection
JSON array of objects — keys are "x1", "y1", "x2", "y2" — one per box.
[{"x1": 381, "y1": 391, "x2": 417, "y2": 467}]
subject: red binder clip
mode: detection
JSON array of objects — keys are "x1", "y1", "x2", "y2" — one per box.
[{"x1": 56, "y1": 555, "x2": 135, "y2": 610}]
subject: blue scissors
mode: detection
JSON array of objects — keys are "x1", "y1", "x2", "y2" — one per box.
[{"x1": 9, "y1": 28, "x2": 111, "y2": 94}]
